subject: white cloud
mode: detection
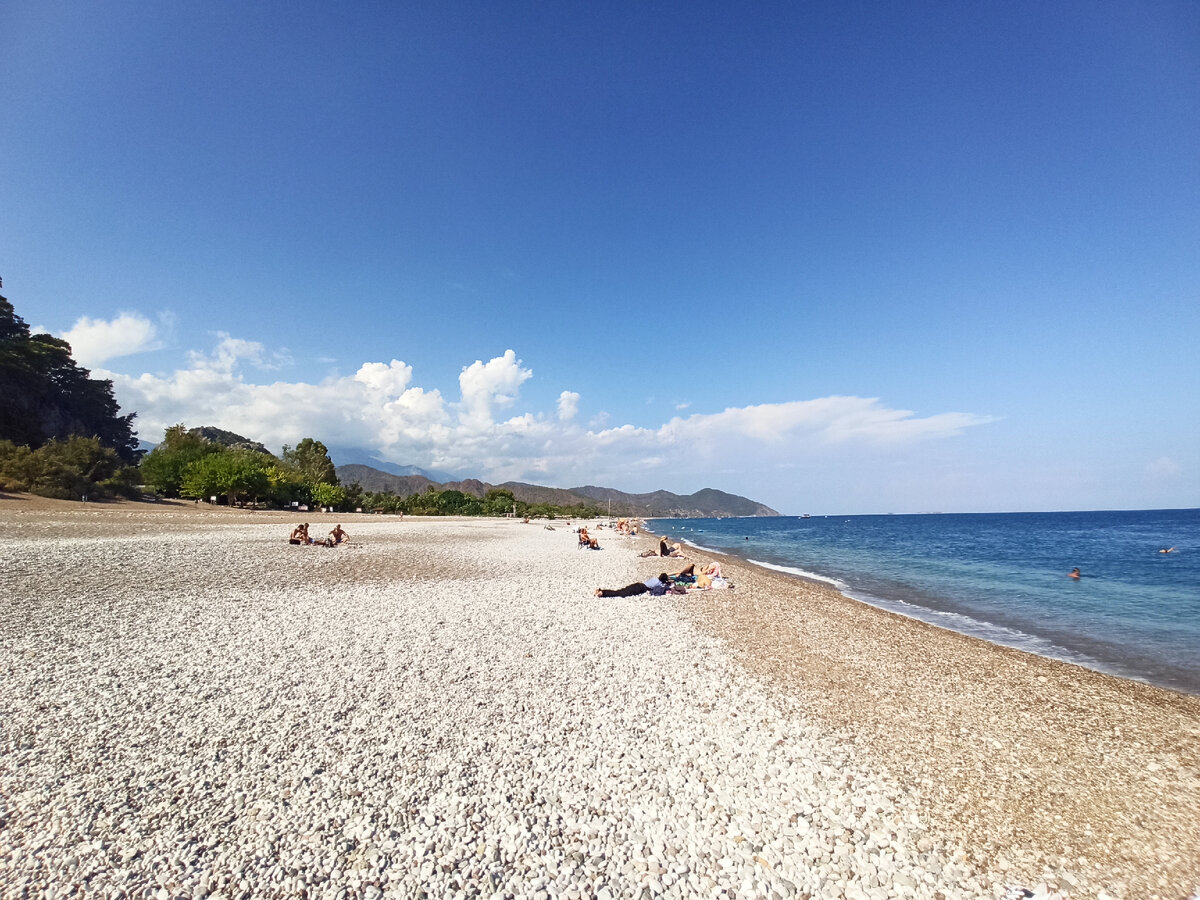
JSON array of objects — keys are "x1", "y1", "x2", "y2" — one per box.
[
  {"x1": 354, "y1": 360, "x2": 413, "y2": 396},
  {"x1": 458, "y1": 350, "x2": 532, "y2": 431},
  {"x1": 60, "y1": 312, "x2": 161, "y2": 366},
  {"x1": 101, "y1": 332, "x2": 995, "y2": 505},
  {"x1": 557, "y1": 391, "x2": 580, "y2": 421},
  {"x1": 187, "y1": 333, "x2": 291, "y2": 373},
  {"x1": 657, "y1": 397, "x2": 994, "y2": 446}
]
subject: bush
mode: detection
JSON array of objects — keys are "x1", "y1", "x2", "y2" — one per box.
[{"x1": 0, "y1": 436, "x2": 129, "y2": 500}]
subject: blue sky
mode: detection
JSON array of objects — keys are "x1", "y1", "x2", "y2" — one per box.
[{"x1": 3, "y1": 1, "x2": 1198, "y2": 514}]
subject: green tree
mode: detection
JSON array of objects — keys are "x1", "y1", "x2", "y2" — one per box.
[
  {"x1": 281, "y1": 438, "x2": 338, "y2": 486},
  {"x1": 0, "y1": 436, "x2": 128, "y2": 500},
  {"x1": 310, "y1": 482, "x2": 346, "y2": 510},
  {"x1": 482, "y1": 488, "x2": 518, "y2": 516},
  {"x1": 0, "y1": 293, "x2": 138, "y2": 461},
  {"x1": 139, "y1": 424, "x2": 221, "y2": 496},
  {"x1": 343, "y1": 481, "x2": 365, "y2": 511},
  {"x1": 0, "y1": 441, "x2": 34, "y2": 491},
  {"x1": 181, "y1": 449, "x2": 271, "y2": 506},
  {"x1": 436, "y1": 489, "x2": 482, "y2": 515},
  {"x1": 264, "y1": 463, "x2": 308, "y2": 507},
  {"x1": 364, "y1": 489, "x2": 403, "y2": 514}
]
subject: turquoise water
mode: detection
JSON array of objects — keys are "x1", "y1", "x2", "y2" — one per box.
[{"x1": 648, "y1": 509, "x2": 1200, "y2": 695}]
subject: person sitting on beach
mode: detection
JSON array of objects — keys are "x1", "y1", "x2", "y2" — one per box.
[
  {"x1": 594, "y1": 573, "x2": 671, "y2": 598},
  {"x1": 1068, "y1": 567, "x2": 1081, "y2": 579},
  {"x1": 638, "y1": 538, "x2": 681, "y2": 558},
  {"x1": 329, "y1": 524, "x2": 350, "y2": 545},
  {"x1": 289, "y1": 524, "x2": 310, "y2": 545}
]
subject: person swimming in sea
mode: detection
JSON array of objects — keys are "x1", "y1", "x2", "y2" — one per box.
[
  {"x1": 1159, "y1": 547, "x2": 1175, "y2": 554},
  {"x1": 1068, "y1": 567, "x2": 1081, "y2": 579}
]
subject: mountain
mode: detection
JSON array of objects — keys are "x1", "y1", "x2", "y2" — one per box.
[
  {"x1": 189, "y1": 426, "x2": 273, "y2": 455},
  {"x1": 326, "y1": 446, "x2": 459, "y2": 482},
  {"x1": 334, "y1": 464, "x2": 780, "y2": 517},
  {"x1": 568, "y1": 485, "x2": 779, "y2": 518},
  {"x1": 335, "y1": 464, "x2": 437, "y2": 495}
]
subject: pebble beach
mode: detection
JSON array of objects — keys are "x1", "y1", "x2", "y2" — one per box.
[{"x1": 1, "y1": 497, "x2": 1197, "y2": 900}]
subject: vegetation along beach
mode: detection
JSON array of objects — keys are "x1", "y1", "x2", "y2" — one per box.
[{"x1": 1, "y1": 496, "x2": 1197, "y2": 900}]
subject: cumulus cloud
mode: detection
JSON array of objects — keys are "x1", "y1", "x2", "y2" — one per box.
[
  {"x1": 458, "y1": 350, "x2": 532, "y2": 431},
  {"x1": 102, "y1": 332, "x2": 994, "y2": 496},
  {"x1": 355, "y1": 360, "x2": 414, "y2": 396},
  {"x1": 60, "y1": 312, "x2": 161, "y2": 366},
  {"x1": 557, "y1": 391, "x2": 580, "y2": 421}
]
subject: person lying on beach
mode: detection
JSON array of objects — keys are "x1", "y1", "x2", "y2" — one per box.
[
  {"x1": 694, "y1": 562, "x2": 722, "y2": 588},
  {"x1": 329, "y1": 524, "x2": 350, "y2": 545},
  {"x1": 594, "y1": 573, "x2": 671, "y2": 598},
  {"x1": 289, "y1": 524, "x2": 310, "y2": 545}
]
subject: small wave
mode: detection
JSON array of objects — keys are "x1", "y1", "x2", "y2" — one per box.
[
  {"x1": 745, "y1": 558, "x2": 1118, "y2": 675},
  {"x1": 840, "y1": 588, "x2": 1116, "y2": 675},
  {"x1": 676, "y1": 538, "x2": 723, "y2": 555},
  {"x1": 748, "y1": 559, "x2": 848, "y2": 590}
]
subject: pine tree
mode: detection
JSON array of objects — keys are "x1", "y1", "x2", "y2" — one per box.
[{"x1": 0, "y1": 292, "x2": 138, "y2": 461}]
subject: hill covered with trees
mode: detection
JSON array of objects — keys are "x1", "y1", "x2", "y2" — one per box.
[{"x1": 0, "y1": 290, "x2": 141, "y2": 499}]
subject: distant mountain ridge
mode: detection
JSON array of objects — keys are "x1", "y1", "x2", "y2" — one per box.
[
  {"x1": 335, "y1": 463, "x2": 779, "y2": 518},
  {"x1": 326, "y1": 446, "x2": 459, "y2": 483}
]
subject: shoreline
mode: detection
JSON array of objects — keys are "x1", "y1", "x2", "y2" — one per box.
[
  {"x1": 633, "y1": 525, "x2": 1200, "y2": 899},
  {"x1": 655, "y1": 524, "x2": 1200, "y2": 698},
  {"x1": 1, "y1": 496, "x2": 1197, "y2": 899}
]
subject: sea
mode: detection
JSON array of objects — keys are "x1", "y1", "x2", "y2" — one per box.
[{"x1": 647, "y1": 509, "x2": 1200, "y2": 696}]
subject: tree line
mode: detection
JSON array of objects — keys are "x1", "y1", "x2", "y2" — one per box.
[
  {"x1": 0, "y1": 290, "x2": 601, "y2": 517},
  {"x1": 138, "y1": 426, "x2": 602, "y2": 518}
]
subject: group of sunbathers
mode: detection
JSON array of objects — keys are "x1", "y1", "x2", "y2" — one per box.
[
  {"x1": 594, "y1": 561, "x2": 727, "y2": 597},
  {"x1": 289, "y1": 523, "x2": 350, "y2": 547}
]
